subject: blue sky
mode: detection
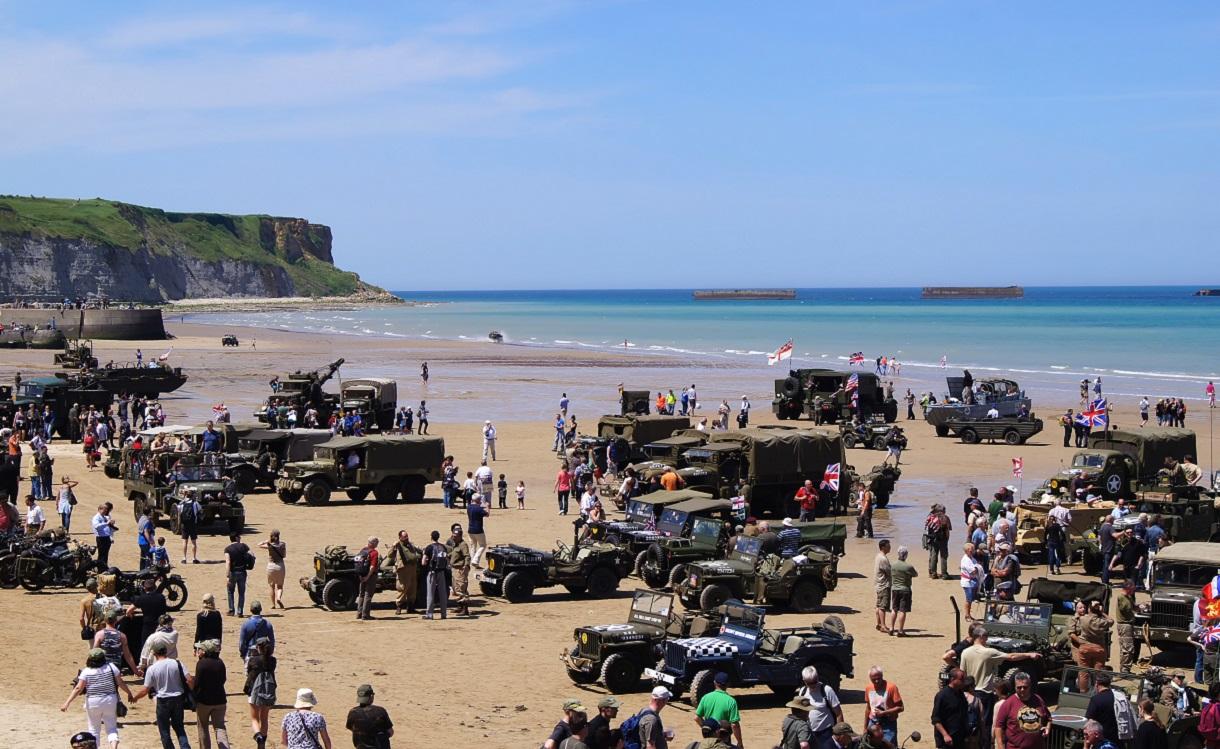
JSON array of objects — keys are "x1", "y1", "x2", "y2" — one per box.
[{"x1": 2, "y1": 1, "x2": 1218, "y2": 289}]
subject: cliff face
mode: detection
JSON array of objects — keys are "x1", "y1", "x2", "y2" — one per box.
[{"x1": 0, "y1": 197, "x2": 381, "y2": 302}]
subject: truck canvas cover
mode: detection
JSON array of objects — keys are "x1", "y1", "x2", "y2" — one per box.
[
  {"x1": 598, "y1": 415, "x2": 691, "y2": 444},
  {"x1": 706, "y1": 428, "x2": 842, "y2": 483},
  {"x1": 342, "y1": 378, "x2": 397, "y2": 403},
  {"x1": 1088, "y1": 428, "x2": 1196, "y2": 476},
  {"x1": 315, "y1": 435, "x2": 444, "y2": 465}
]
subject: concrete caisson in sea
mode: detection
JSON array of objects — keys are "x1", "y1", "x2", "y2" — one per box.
[
  {"x1": 920, "y1": 286, "x2": 1024, "y2": 299},
  {"x1": 692, "y1": 289, "x2": 796, "y2": 300}
]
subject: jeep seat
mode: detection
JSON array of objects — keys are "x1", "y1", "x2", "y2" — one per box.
[
  {"x1": 689, "y1": 616, "x2": 714, "y2": 638},
  {"x1": 781, "y1": 635, "x2": 804, "y2": 655}
]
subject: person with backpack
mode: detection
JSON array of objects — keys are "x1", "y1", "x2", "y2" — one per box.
[
  {"x1": 422, "y1": 530, "x2": 450, "y2": 620},
  {"x1": 993, "y1": 672, "x2": 1049, "y2": 749},
  {"x1": 244, "y1": 638, "x2": 277, "y2": 749},
  {"x1": 238, "y1": 601, "x2": 275, "y2": 661},
  {"x1": 224, "y1": 532, "x2": 254, "y2": 617},
  {"x1": 924, "y1": 504, "x2": 952, "y2": 579},
  {"x1": 1085, "y1": 672, "x2": 1129, "y2": 745},
  {"x1": 544, "y1": 699, "x2": 589, "y2": 749},
  {"x1": 781, "y1": 696, "x2": 815, "y2": 749},
  {"x1": 1198, "y1": 682, "x2": 1220, "y2": 749},
  {"x1": 387, "y1": 529, "x2": 421, "y2": 615},
  {"x1": 178, "y1": 491, "x2": 202, "y2": 565},
  {"x1": 622, "y1": 686, "x2": 674, "y2": 749},
  {"x1": 354, "y1": 536, "x2": 380, "y2": 622}
]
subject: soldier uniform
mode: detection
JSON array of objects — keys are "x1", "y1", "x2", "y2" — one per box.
[
  {"x1": 1116, "y1": 589, "x2": 1139, "y2": 672},
  {"x1": 388, "y1": 536, "x2": 421, "y2": 615},
  {"x1": 1073, "y1": 612, "x2": 1111, "y2": 669},
  {"x1": 447, "y1": 526, "x2": 471, "y2": 616}
]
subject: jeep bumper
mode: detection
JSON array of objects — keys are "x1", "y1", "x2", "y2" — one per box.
[
  {"x1": 560, "y1": 649, "x2": 596, "y2": 675},
  {"x1": 643, "y1": 667, "x2": 678, "y2": 685},
  {"x1": 299, "y1": 575, "x2": 322, "y2": 595},
  {"x1": 276, "y1": 478, "x2": 304, "y2": 492}
]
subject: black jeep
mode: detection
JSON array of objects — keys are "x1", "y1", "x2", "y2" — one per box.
[{"x1": 479, "y1": 532, "x2": 632, "y2": 603}]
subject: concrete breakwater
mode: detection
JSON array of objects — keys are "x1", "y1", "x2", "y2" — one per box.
[{"x1": 0, "y1": 307, "x2": 166, "y2": 339}]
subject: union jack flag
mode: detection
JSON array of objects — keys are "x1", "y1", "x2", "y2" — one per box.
[
  {"x1": 1203, "y1": 624, "x2": 1220, "y2": 646},
  {"x1": 845, "y1": 373, "x2": 859, "y2": 391},
  {"x1": 849, "y1": 352, "x2": 865, "y2": 365},
  {"x1": 1076, "y1": 398, "x2": 1108, "y2": 429},
  {"x1": 823, "y1": 463, "x2": 840, "y2": 492},
  {"x1": 1012, "y1": 457, "x2": 1023, "y2": 479}
]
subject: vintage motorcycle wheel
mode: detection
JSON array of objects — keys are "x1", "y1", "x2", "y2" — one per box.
[
  {"x1": 0, "y1": 554, "x2": 19, "y2": 589},
  {"x1": 159, "y1": 578, "x2": 190, "y2": 612},
  {"x1": 18, "y1": 559, "x2": 51, "y2": 592}
]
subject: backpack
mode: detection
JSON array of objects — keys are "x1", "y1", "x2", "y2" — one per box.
[
  {"x1": 179, "y1": 500, "x2": 200, "y2": 525},
  {"x1": 619, "y1": 708, "x2": 657, "y2": 749},
  {"x1": 354, "y1": 549, "x2": 372, "y2": 577},
  {"x1": 426, "y1": 543, "x2": 449, "y2": 572},
  {"x1": 1112, "y1": 689, "x2": 1135, "y2": 742}
]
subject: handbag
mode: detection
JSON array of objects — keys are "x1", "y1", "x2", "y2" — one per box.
[
  {"x1": 176, "y1": 660, "x2": 195, "y2": 711},
  {"x1": 110, "y1": 666, "x2": 128, "y2": 718},
  {"x1": 81, "y1": 625, "x2": 95, "y2": 641}
]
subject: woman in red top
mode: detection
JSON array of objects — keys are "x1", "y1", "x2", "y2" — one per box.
[
  {"x1": 82, "y1": 431, "x2": 98, "y2": 471},
  {"x1": 553, "y1": 462, "x2": 573, "y2": 516}
]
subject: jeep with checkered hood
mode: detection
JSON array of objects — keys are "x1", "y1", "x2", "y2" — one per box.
[
  {"x1": 584, "y1": 489, "x2": 715, "y2": 576},
  {"x1": 645, "y1": 601, "x2": 854, "y2": 705},
  {"x1": 560, "y1": 588, "x2": 726, "y2": 693},
  {"x1": 676, "y1": 532, "x2": 842, "y2": 613}
]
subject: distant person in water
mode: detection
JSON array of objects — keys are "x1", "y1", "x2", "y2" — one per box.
[{"x1": 421, "y1": 362, "x2": 428, "y2": 383}]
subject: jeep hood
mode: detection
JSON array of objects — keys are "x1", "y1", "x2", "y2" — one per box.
[
  {"x1": 575, "y1": 622, "x2": 663, "y2": 638},
  {"x1": 283, "y1": 461, "x2": 331, "y2": 472},
  {"x1": 693, "y1": 559, "x2": 752, "y2": 575}
]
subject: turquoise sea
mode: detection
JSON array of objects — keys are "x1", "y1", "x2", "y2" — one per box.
[{"x1": 185, "y1": 287, "x2": 1220, "y2": 404}]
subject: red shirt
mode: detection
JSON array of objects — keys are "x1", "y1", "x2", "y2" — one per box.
[
  {"x1": 995, "y1": 693, "x2": 1050, "y2": 749},
  {"x1": 794, "y1": 487, "x2": 818, "y2": 511}
]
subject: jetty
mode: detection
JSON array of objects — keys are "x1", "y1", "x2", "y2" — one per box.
[
  {"x1": 921, "y1": 286, "x2": 1024, "y2": 299},
  {"x1": 692, "y1": 289, "x2": 796, "y2": 301}
]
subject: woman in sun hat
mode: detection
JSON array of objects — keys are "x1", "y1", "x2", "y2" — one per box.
[{"x1": 282, "y1": 688, "x2": 332, "y2": 749}]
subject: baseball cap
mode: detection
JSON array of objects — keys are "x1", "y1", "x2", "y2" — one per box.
[
  {"x1": 357, "y1": 684, "x2": 375, "y2": 706},
  {"x1": 714, "y1": 672, "x2": 729, "y2": 685},
  {"x1": 563, "y1": 699, "x2": 587, "y2": 713},
  {"x1": 650, "y1": 685, "x2": 673, "y2": 700},
  {"x1": 597, "y1": 696, "x2": 623, "y2": 709}
]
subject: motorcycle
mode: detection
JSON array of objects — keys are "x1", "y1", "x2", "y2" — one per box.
[
  {"x1": 17, "y1": 540, "x2": 96, "y2": 591},
  {"x1": 110, "y1": 566, "x2": 190, "y2": 612}
]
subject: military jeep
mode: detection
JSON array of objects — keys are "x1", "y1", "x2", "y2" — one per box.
[
  {"x1": 479, "y1": 535, "x2": 631, "y2": 603},
  {"x1": 584, "y1": 489, "x2": 714, "y2": 576},
  {"x1": 839, "y1": 417, "x2": 894, "y2": 450},
  {"x1": 125, "y1": 451, "x2": 244, "y2": 532},
  {"x1": 636, "y1": 496, "x2": 737, "y2": 588},
  {"x1": 561, "y1": 588, "x2": 726, "y2": 693},
  {"x1": 226, "y1": 428, "x2": 334, "y2": 493},
  {"x1": 677, "y1": 534, "x2": 841, "y2": 613},
  {"x1": 275, "y1": 434, "x2": 444, "y2": 505},
  {"x1": 645, "y1": 601, "x2": 854, "y2": 704},
  {"x1": 1134, "y1": 542, "x2": 1220, "y2": 649},
  {"x1": 299, "y1": 544, "x2": 420, "y2": 611}
]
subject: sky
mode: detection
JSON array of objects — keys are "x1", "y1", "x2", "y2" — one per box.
[{"x1": 1, "y1": 1, "x2": 1219, "y2": 289}]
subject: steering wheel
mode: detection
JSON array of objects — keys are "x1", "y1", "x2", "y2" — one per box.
[{"x1": 555, "y1": 541, "x2": 570, "y2": 559}]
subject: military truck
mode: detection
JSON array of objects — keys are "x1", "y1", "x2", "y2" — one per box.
[
  {"x1": 256, "y1": 358, "x2": 344, "y2": 426},
  {"x1": 11, "y1": 376, "x2": 112, "y2": 438},
  {"x1": 275, "y1": 435, "x2": 444, "y2": 505},
  {"x1": 772, "y1": 368, "x2": 898, "y2": 424},
  {"x1": 226, "y1": 428, "x2": 335, "y2": 493},
  {"x1": 620, "y1": 389, "x2": 652, "y2": 416},
  {"x1": 479, "y1": 527, "x2": 632, "y2": 603},
  {"x1": 1032, "y1": 428, "x2": 1205, "y2": 502},
  {"x1": 561, "y1": 589, "x2": 727, "y2": 693},
  {"x1": 584, "y1": 489, "x2": 716, "y2": 575},
  {"x1": 618, "y1": 431, "x2": 710, "y2": 492},
  {"x1": 299, "y1": 544, "x2": 424, "y2": 611},
  {"x1": 573, "y1": 414, "x2": 691, "y2": 476},
  {"x1": 1134, "y1": 542, "x2": 1220, "y2": 650},
  {"x1": 1048, "y1": 666, "x2": 1204, "y2": 749},
  {"x1": 676, "y1": 534, "x2": 842, "y2": 613},
  {"x1": 124, "y1": 452, "x2": 244, "y2": 532},
  {"x1": 339, "y1": 378, "x2": 397, "y2": 432},
  {"x1": 646, "y1": 601, "x2": 854, "y2": 703},
  {"x1": 925, "y1": 377, "x2": 1031, "y2": 436}
]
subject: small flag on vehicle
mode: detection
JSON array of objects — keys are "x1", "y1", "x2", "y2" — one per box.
[
  {"x1": 845, "y1": 373, "x2": 859, "y2": 391},
  {"x1": 823, "y1": 463, "x2": 840, "y2": 492},
  {"x1": 1203, "y1": 574, "x2": 1220, "y2": 601},
  {"x1": 1012, "y1": 457, "x2": 1023, "y2": 479},
  {"x1": 1077, "y1": 398, "x2": 1108, "y2": 429},
  {"x1": 767, "y1": 340, "x2": 794, "y2": 366}
]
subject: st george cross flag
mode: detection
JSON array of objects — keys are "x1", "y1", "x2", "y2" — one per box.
[
  {"x1": 767, "y1": 340, "x2": 794, "y2": 366},
  {"x1": 1012, "y1": 457, "x2": 1023, "y2": 479},
  {"x1": 823, "y1": 463, "x2": 840, "y2": 492}
]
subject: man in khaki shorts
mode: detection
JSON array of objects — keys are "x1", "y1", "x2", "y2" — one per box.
[{"x1": 875, "y1": 540, "x2": 892, "y2": 633}]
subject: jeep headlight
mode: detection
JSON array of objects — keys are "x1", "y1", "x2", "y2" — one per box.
[
  {"x1": 314, "y1": 558, "x2": 322, "y2": 573},
  {"x1": 487, "y1": 558, "x2": 496, "y2": 571},
  {"x1": 580, "y1": 632, "x2": 588, "y2": 644}
]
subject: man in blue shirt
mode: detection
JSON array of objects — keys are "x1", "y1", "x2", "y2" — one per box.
[
  {"x1": 467, "y1": 496, "x2": 489, "y2": 568},
  {"x1": 238, "y1": 600, "x2": 275, "y2": 660},
  {"x1": 777, "y1": 518, "x2": 802, "y2": 559},
  {"x1": 1143, "y1": 515, "x2": 1166, "y2": 589},
  {"x1": 200, "y1": 421, "x2": 222, "y2": 453}
]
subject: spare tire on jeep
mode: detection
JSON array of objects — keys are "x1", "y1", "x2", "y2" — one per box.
[{"x1": 782, "y1": 377, "x2": 801, "y2": 398}]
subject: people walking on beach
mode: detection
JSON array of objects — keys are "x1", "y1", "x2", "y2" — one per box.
[
  {"x1": 475, "y1": 460, "x2": 494, "y2": 501},
  {"x1": 874, "y1": 540, "x2": 892, "y2": 633},
  {"x1": 417, "y1": 401, "x2": 428, "y2": 434},
  {"x1": 864, "y1": 666, "x2": 904, "y2": 743},
  {"x1": 131, "y1": 641, "x2": 192, "y2": 749},
  {"x1": 1209, "y1": 381, "x2": 1216, "y2": 408},
  {"x1": 1139, "y1": 397, "x2": 1149, "y2": 427},
  {"x1": 61, "y1": 647, "x2": 135, "y2": 749},
  {"x1": 258, "y1": 530, "x2": 286, "y2": 610},
  {"x1": 717, "y1": 400, "x2": 731, "y2": 429},
  {"x1": 244, "y1": 637, "x2": 277, "y2": 748},
  {"x1": 905, "y1": 389, "x2": 916, "y2": 420},
  {"x1": 190, "y1": 639, "x2": 229, "y2": 749},
  {"x1": 225, "y1": 533, "x2": 252, "y2": 617},
  {"x1": 554, "y1": 461, "x2": 572, "y2": 515},
  {"x1": 553, "y1": 413, "x2": 566, "y2": 454},
  {"x1": 482, "y1": 420, "x2": 497, "y2": 461},
  {"x1": 687, "y1": 384, "x2": 697, "y2": 414},
  {"x1": 888, "y1": 547, "x2": 917, "y2": 636},
  {"x1": 467, "y1": 495, "x2": 489, "y2": 567},
  {"x1": 680, "y1": 387, "x2": 689, "y2": 416},
  {"x1": 559, "y1": 392, "x2": 569, "y2": 418},
  {"x1": 282, "y1": 688, "x2": 332, "y2": 749},
  {"x1": 420, "y1": 362, "x2": 428, "y2": 383},
  {"x1": 346, "y1": 684, "x2": 393, "y2": 749}
]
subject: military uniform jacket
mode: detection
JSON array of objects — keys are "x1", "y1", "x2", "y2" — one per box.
[
  {"x1": 388, "y1": 541, "x2": 421, "y2": 570},
  {"x1": 447, "y1": 538, "x2": 470, "y2": 569}
]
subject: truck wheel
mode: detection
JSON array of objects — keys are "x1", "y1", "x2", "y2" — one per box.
[
  {"x1": 872, "y1": 436, "x2": 887, "y2": 451},
  {"x1": 668, "y1": 564, "x2": 687, "y2": 588},
  {"x1": 502, "y1": 571, "x2": 534, "y2": 603},
  {"x1": 479, "y1": 580, "x2": 502, "y2": 597},
  {"x1": 373, "y1": 478, "x2": 401, "y2": 502},
  {"x1": 402, "y1": 476, "x2": 426, "y2": 502},
  {"x1": 169, "y1": 507, "x2": 182, "y2": 535},
  {"x1": 789, "y1": 580, "x2": 826, "y2": 613},
  {"x1": 883, "y1": 399, "x2": 899, "y2": 422},
  {"x1": 308, "y1": 588, "x2": 323, "y2": 606},
  {"x1": 935, "y1": 424, "x2": 949, "y2": 437},
  {"x1": 277, "y1": 489, "x2": 302, "y2": 504},
  {"x1": 303, "y1": 480, "x2": 331, "y2": 506},
  {"x1": 842, "y1": 434, "x2": 856, "y2": 449},
  {"x1": 131, "y1": 494, "x2": 146, "y2": 522},
  {"x1": 587, "y1": 567, "x2": 619, "y2": 599},
  {"x1": 232, "y1": 469, "x2": 258, "y2": 494},
  {"x1": 159, "y1": 578, "x2": 189, "y2": 612},
  {"x1": 634, "y1": 550, "x2": 649, "y2": 577},
  {"x1": 346, "y1": 488, "x2": 370, "y2": 501},
  {"x1": 600, "y1": 653, "x2": 643, "y2": 694},
  {"x1": 0, "y1": 554, "x2": 18, "y2": 589},
  {"x1": 690, "y1": 669, "x2": 717, "y2": 707},
  {"x1": 566, "y1": 646, "x2": 597, "y2": 685},
  {"x1": 1003, "y1": 430, "x2": 1022, "y2": 446},
  {"x1": 322, "y1": 579, "x2": 357, "y2": 611},
  {"x1": 699, "y1": 583, "x2": 731, "y2": 611},
  {"x1": 809, "y1": 661, "x2": 842, "y2": 692},
  {"x1": 960, "y1": 428, "x2": 979, "y2": 445},
  {"x1": 642, "y1": 564, "x2": 667, "y2": 589}
]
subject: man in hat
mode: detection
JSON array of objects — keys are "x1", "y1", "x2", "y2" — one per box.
[
  {"x1": 69, "y1": 731, "x2": 98, "y2": 749},
  {"x1": 782, "y1": 696, "x2": 815, "y2": 749},
  {"x1": 561, "y1": 713, "x2": 591, "y2": 749},
  {"x1": 694, "y1": 672, "x2": 743, "y2": 748},
  {"x1": 544, "y1": 700, "x2": 588, "y2": 749},
  {"x1": 586, "y1": 696, "x2": 622, "y2": 749},
  {"x1": 636, "y1": 686, "x2": 674, "y2": 749},
  {"x1": 386, "y1": 529, "x2": 421, "y2": 615},
  {"x1": 446, "y1": 523, "x2": 471, "y2": 616},
  {"x1": 832, "y1": 722, "x2": 861, "y2": 749},
  {"x1": 482, "y1": 420, "x2": 497, "y2": 461},
  {"x1": 778, "y1": 517, "x2": 802, "y2": 558},
  {"x1": 346, "y1": 684, "x2": 394, "y2": 749},
  {"x1": 192, "y1": 638, "x2": 229, "y2": 749},
  {"x1": 991, "y1": 541, "x2": 1021, "y2": 601}
]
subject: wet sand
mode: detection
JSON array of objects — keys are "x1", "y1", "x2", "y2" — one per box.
[{"x1": 0, "y1": 321, "x2": 1212, "y2": 748}]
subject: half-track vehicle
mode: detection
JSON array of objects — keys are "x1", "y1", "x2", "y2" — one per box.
[
  {"x1": 925, "y1": 377, "x2": 1031, "y2": 436},
  {"x1": 256, "y1": 358, "x2": 344, "y2": 426},
  {"x1": 772, "y1": 368, "x2": 898, "y2": 424},
  {"x1": 677, "y1": 534, "x2": 842, "y2": 613},
  {"x1": 479, "y1": 531, "x2": 632, "y2": 603},
  {"x1": 1032, "y1": 429, "x2": 1203, "y2": 502},
  {"x1": 125, "y1": 452, "x2": 244, "y2": 532},
  {"x1": 226, "y1": 428, "x2": 334, "y2": 493},
  {"x1": 339, "y1": 378, "x2": 397, "y2": 432},
  {"x1": 645, "y1": 601, "x2": 854, "y2": 703},
  {"x1": 1048, "y1": 666, "x2": 1204, "y2": 749},
  {"x1": 1134, "y1": 542, "x2": 1220, "y2": 649},
  {"x1": 584, "y1": 489, "x2": 715, "y2": 575},
  {"x1": 561, "y1": 588, "x2": 727, "y2": 693},
  {"x1": 275, "y1": 435, "x2": 444, "y2": 505},
  {"x1": 945, "y1": 415, "x2": 1044, "y2": 445},
  {"x1": 634, "y1": 496, "x2": 738, "y2": 588},
  {"x1": 299, "y1": 544, "x2": 424, "y2": 611}
]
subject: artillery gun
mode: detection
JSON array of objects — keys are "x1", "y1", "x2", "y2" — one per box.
[{"x1": 256, "y1": 358, "x2": 345, "y2": 426}]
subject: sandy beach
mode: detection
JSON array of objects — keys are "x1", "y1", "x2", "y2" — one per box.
[{"x1": 0, "y1": 320, "x2": 1214, "y2": 749}]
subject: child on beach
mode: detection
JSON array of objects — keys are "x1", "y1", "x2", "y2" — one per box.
[
  {"x1": 497, "y1": 474, "x2": 508, "y2": 510},
  {"x1": 516, "y1": 481, "x2": 526, "y2": 510},
  {"x1": 151, "y1": 536, "x2": 171, "y2": 573}
]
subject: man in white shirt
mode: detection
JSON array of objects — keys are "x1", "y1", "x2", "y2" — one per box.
[
  {"x1": 474, "y1": 460, "x2": 494, "y2": 502},
  {"x1": 24, "y1": 495, "x2": 45, "y2": 534},
  {"x1": 482, "y1": 420, "x2": 497, "y2": 461},
  {"x1": 91, "y1": 502, "x2": 117, "y2": 568}
]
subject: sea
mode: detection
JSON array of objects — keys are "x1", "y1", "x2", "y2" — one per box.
[{"x1": 184, "y1": 287, "x2": 1220, "y2": 405}]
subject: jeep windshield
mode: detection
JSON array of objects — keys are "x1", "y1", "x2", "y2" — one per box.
[
  {"x1": 721, "y1": 602, "x2": 765, "y2": 638},
  {"x1": 1072, "y1": 454, "x2": 1106, "y2": 469},
  {"x1": 982, "y1": 602, "x2": 1052, "y2": 626},
  {"x1": 629, "y1": 590, "x2": 672, "y2": 620},
  {"x1": 682, "y1": 449, "x2": 719, "y2": 465},
  {"x1": 173, "y1": 465, "x2": 226, "y2": 481},
  {"x1": 731, "y1": 536, "x2": 761, "y2": 563},
  {"x1": 641, "y1": 443, "x2": 678, "y2": 460},
  {"x1": 1152, "y1": 561, "x2": 1220, "y2": 587},
  {"x1": 690, "y1": 516, "x2": 722, "y2": 543},
  {"x1": 16, "y1": 382, "x2": 46, "y2": 398},
  {"x1": 626, "y1": 499, "x2": 657, "y2": 525},
  {"x1": 656, "y1": 509, "x2": 689, "y2": 536}
]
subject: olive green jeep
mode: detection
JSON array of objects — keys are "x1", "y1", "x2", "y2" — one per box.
[{"x1": 676, "y1": 534, "x2": 841, "y2": 613}]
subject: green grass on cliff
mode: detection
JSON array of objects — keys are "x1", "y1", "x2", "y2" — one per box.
[{"x1": 0, "y1": 196, "x2": 369, "y2": 296}]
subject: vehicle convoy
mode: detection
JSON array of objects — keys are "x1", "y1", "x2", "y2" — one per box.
[
  {"x1": 574, "y1": 414, "x2": 692, "y2": 477},
  {"x1": 925, "y1": 376, "x2": 1031, "y2": 436},
  {"x1": 1048, "y1": 666, "x2": 1204, "y2": 749},
  {"x1": 645, "y1": 601, "x2": 855, "y2": 703},
  {"x1": 256, "y1": 358, "x2": 345, "y2": 426},
  {"x1": 943, "y1": 415, "x2": 1044, "y2": 445},
  {"x1": 952, "y1": 579, "x2": 1110, "y2": 685},
  {"x1": 479, "y1": 529, "x2": 632, "y2": 603},
  {"x1": 124, "y1": 452, "x2": 245, "y2": 533},
  {"x1": 300, "y1": 544, "x2": 424, "y2": 611},
  {"x1": 338, "y1": 378, "x2": 397, "y2": 431},
  {"x1": 1134, "y1": 542, "x2": 1220, "y2": 649},
  {"x1": 225, "y1": 428, "x2": 335, "y2": 493},
  {"x1": 275, "y1": 435, "x2": 444, "y2": 505},
  {"x1": 1032, "y1": 428, "x2": 1206, "y2": 502},
  {"x1": 772, "y1": 368, "x2": 898, "y2": 424},
  {"x1": 584, "y1": 489, "x2": 718, "y2": 576},
  {"x1": 6, "y1": 376, "x2": 112, "y2": 438},
  {"x1": 633, "y1": 496, "x2": 738, "y2": 588},
  {"x1": 561, "y1": 588, "x2": 727, "y2": 693},
  {"x1": 676, "y1": 534, "x2": 842, "y2": 613}
]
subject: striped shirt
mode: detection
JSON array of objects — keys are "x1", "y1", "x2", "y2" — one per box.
[{"x1": 80, "y1": 664, "x2": 120, "y2": 699}]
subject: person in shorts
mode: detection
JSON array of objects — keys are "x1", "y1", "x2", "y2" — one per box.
[
  {"x1": 874, "y1": 540, "x2": 892, "y2": 633},
  {"x1": 888, "y1": 546, "x2": 917, "y2": 636}
]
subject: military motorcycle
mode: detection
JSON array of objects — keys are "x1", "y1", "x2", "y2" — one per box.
[
  {"x1": 16, "y1": 540, "x2": 97, "y2": 591},
  {"x1": 109, "y1": 566, "x2": 190, "y2": 612}
]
